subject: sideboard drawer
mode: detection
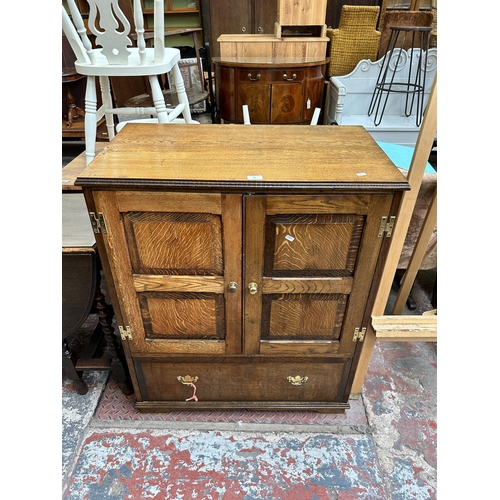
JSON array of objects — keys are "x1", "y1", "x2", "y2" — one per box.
[
  {"x1": 237, "y1": 68, "x2": 306, "y2": 84},
  {"x1": 135, "y1": 356, "x2": 350, "y2": 404}
]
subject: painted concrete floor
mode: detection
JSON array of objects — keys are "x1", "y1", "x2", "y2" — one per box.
[{"x1": 62, "y1": 272, "x2": 437, "y2": 500}]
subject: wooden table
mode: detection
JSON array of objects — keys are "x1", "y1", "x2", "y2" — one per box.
[{"x1": 62, "y1": 143, "x2": 106, "y2": 191}]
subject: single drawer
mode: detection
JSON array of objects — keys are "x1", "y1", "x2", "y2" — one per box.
[
  {"x1": 134, "y1": 355, "x2": 350, "y2": 404},
  {"x1": 238, "y1": 69, "x2": 305, "y2": 84}
]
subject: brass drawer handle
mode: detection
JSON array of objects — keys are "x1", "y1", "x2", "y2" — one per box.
[
  {"x1": 248, "y1": 282, "x2": 258, "y2": 294},
  {"x1": 177, "y1": 375, "x2": 198, "y2": 401},
  {"x1": 247, "y1": 73, "x2": 261, "y2": 81},
  {"x1": 287, "y1": 375, "x2": 308, "y2": 386},
  {"x1": 283, "y1": 73, "x2": 297, "y2": 81}
]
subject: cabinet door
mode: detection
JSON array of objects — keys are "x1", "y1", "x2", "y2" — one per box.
[
  {"x1": 254, "y1": 0, "x2": 278, "y2": 34},
  {"x1": 207, "y1": 1, "x2": 252, "y2": 58},
  {"x1": 215, "y1": 65, "x2": 236, "y2": 122},
  {"x1": 302, "y1": 66, "x2": 327, "y2": 123},
  {"x1": 243, "y1": 194, "x2": 394, "y2": 356},
  {"x1": 270, "y1": 82, "x2": 304, "y2": 123},
  {"x1": 92, "y1": 191, "x2": 243, "y2": 356},
  {"x1": 206, "y1": 0, "x2": 277, "y2": 57},
  {"x1": 238, "y1": 80, "x2": 271, "y2": 124}
]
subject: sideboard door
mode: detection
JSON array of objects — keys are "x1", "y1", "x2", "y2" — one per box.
[
  {"x1": 92, "y1": 191, "x2": 243, "y2": 356},
  {"x1": 270, "y1": 82, "x2": 304, "y2": 124},
  {"x1": 243, "y1": 193, "x2": 394, "y2": 356}
]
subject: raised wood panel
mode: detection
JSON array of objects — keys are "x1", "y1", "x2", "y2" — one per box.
[
  {"x1": 263, "y1": 293, "x2": 347, "y2": 341},
  {"x1": 264, "y1": 214, "x2": 364, "y2": 275},
  {"x1": 138, "y1": 292, "x2": 224, "y2": 340},
  {"x1": 123, "y1": 212, "x2": 223, "y2": 275}
]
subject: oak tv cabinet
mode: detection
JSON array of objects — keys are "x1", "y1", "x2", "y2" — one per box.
[{"x1": 76, "y1": 123, "x2": 409, "y2": 413}]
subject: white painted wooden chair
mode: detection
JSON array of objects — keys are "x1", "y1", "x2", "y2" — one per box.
[{"x1": 62, "y1": 0, "x2": 199, "y2": 164}]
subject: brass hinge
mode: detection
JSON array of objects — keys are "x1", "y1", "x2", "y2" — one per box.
[
  {"x1": 377, "y1": 215, "x2": 395, "y2": 237},
  {"x1": 353, "y1": 327, "x2": 366, "y2": 342},
  {"x1": 89, "y1": 212, "x2": 108, "y2": 234},
  {"x1": 119, "y1": 326, "x2": 132, "y2": 340}
]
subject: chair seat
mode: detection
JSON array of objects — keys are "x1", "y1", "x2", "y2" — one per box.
[
  {"x1": 75, "y1": 47, "x2": 181, "y2": 77},
  {"x1": 125, "y1": 87, "x2": 209, "y2": 108}
]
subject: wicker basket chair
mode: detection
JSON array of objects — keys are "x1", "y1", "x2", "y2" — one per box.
[{"x1": 326, "y1": 5, "x2": 381, "y2": 77}]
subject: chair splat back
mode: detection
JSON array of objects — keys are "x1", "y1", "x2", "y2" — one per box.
[
  {"x1": 88, "y1": 0, "x2": 133, "y2": 64},
  {"x1": 65, "y1": 0, "x2": 166, "y2": 65},
  {"x1": 62, "y1": 0, "x2": 198, "y2": 165}
]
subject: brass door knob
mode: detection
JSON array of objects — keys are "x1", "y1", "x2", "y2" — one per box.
[
  {"x1": 228, "y1": 282, "x2": 238, "y2": 293},
  {"x1": 248, "y1": 282, "x2": 258, "y2": 294}
]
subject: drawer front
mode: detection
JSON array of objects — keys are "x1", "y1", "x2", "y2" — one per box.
[
  {"x1": 135, "y1": 356, "x2": 350, "y2": 403},
  {"x1": 237, "y1": 69, "x2": 305, "y2": 84}
]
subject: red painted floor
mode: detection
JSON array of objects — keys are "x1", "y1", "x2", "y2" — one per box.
[{"x1": 63, "y1": 340, "x2": 437, "y2": 500}]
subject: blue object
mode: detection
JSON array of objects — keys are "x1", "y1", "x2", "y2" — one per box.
[{"x1": 377, "y1": 141, "x2": 436, "y2": 174}]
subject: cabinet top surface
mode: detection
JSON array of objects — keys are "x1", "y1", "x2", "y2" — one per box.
[
  {"x1": 76, "y1": 124, "x2": 409, "y2": 191},
  {"x1": 212, "y1": 56, "x2": 329, "y2": 67}
]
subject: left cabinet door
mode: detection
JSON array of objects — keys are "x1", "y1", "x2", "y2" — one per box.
[{"x1": 92, "y1": 190, "x2": 243, "y2": 355}]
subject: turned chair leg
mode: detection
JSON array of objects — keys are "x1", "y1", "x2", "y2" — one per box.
[
  {"x1": 99, "y1": 75, "x2": 116, "y2": 141},
  {"x1": 84, "y1": 75, "x2": 98, "y2": 165},
  {"x1": 170, "y1": 64, "x2": 197, "y2": 124}
]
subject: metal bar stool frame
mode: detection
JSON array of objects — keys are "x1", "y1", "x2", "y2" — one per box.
[{"x1": 368, "y1": 26, "x2": 432, "y2": 127}]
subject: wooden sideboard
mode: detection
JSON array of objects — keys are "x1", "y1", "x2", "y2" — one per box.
[
  {"x1": 213, "y1": 57, "x2": 328, "y2": 124},
  {"x1": 75, "y1": 123, "x2": 409, "y2": 413}
]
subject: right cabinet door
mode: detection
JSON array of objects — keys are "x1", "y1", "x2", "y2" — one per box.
[{"x1": 243, "y1": 193, "x2": 394, "y2": 356}]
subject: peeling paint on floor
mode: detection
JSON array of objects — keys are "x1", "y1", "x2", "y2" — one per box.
[
  {"x1": 63, "y1": 430, "x2": 386, "y2": 500},
  {"x1": 363, "y1": 342, "x2": 437, "y2": 500}
]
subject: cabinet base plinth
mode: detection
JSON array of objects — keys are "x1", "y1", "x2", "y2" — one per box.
[{"x1": 134, "y1": 401, "x2": 350, "y2": 414}]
